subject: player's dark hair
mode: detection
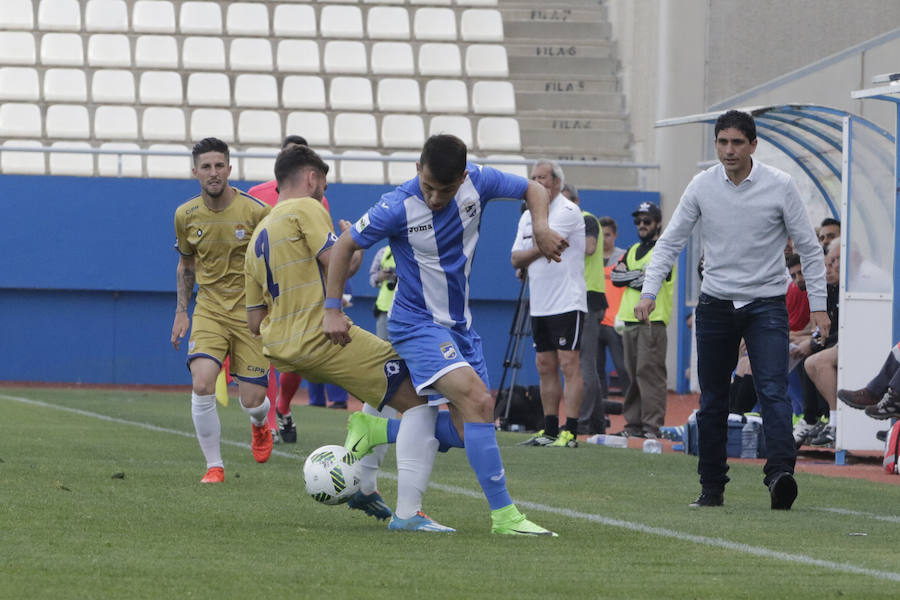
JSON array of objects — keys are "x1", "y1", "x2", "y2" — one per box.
[
  {"x1": 274, "y1": 144, "x2": 329, "y2": 186},
  {"x1": 820, "y1": 217, "x2": 841, "y2": 229},
  {"x1": 192, "y1": 137, "x2": 230, "y2": 164},
  {"x1": 786, "y1": 253, "x2": 802, "y2": 268},
  {"x1": 714, "y1": 110, "x2": 757, "y2": 142},
  {"x1": 598, "y1": 216, "x2": 617, "y2": 233},
  {"x1": 420, "y1": 134, "x2": 467, "y2": 184},
  {"x1": 282, "y1": 135, "x2": 309, "y2": 149}
]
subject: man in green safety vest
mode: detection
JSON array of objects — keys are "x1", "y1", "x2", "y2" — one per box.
[{"x1": 368, "y1": 245, "x2": 397, "y2": 341}]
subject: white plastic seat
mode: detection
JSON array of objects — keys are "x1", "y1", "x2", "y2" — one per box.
[
  {"x1": 418, "y1": 43, "x2": 461, "y2": 76},
  {"x1": 477, "y1": 117, "x2": 520, "y2": 151},
  {"x1": 191, "y1": 109, "x2": 234, "y2": 143},
  {"x1": 465, "y1": 44, "x2": 508, "y2": 77},
  {"x1": 273, "y1": 5, "x2": 316, "y2": 37},
  {"x1": 282, "y1": 76, "x2": 326, "y2": 109},
  {"x1": 329, "y1": 77, "x2": 373, "y2": 111},
  {"x1": 276, "y1": 40, "x2": 320, "y2": 73},
  {"x1": 226, "y1": 3, "x2": 269, "y2": 36},
  {"x1": 333, "y1": 113, "x2": 377, "y2": 147},
  {"x1": 94, "y1": 105, "x2": 138, "y2": 139},
  {"x1": 49, "y1": 142, "x2": 94, "y2": 175},
  {"x1": 387, "y1": 151, "x2": 418, "y2": 185},
  {"x1": 1, "y1": 140, "x2": 44, "y2": 174},
  {"x1": 92, "y1": 70, "x2": 135, "y2": 104},
  {"x1": 182, "y1": 37, "x2": 225, "y2": 70},
  {"x1": 285, "y1": 112, "x2": 330, "y2": 146},
  {"x1": 0, "y1": 68, "x2": 39, "y2": 101},
  {"x1": 376, "y1": 79, "x2": 421, "y2": 112},
  {"x1": 138, "y1": 71, "x2": 183, "y2": 105},
  {"x1": 241, "y1": 146, "x2": 278, "y2": 181},
  {"x1": 472, "y1": 81, "x2": 515, "y2": 114},
  {"x1": 367, "y1": 7, "x2": 410, "y2": 40},
  {"x1": 370, "y1": 42, "x2": 414, "y2": 76},
  {"x1": 147, "y1": 143, "x2": 189, "y2": 178},
  {"x1": 142, "y1": 106, "x2": 185, "y2": 141},
  {"x1": 425, "y1": 80, "x2": 468, "y2": 113},
  {"x1": 38, "y1": 0, "x2": 82, "y2": 31},
  {"x1": 88, "y1": 34, "x2": 132, "y2": 67},
  {"x1": 461, "y1": 9, "x2": 504, "y2": 42},
  {"x1": 132, "y1": 0, "x2": 176, "y2": 33},
  {"x1": 485, "y1": 154, "x2": 528, "y2": 178},
  {"x1": 323, "y1": 41, "x2": 367, "y2": 74},
  {"x1": 413, "y1": 8, "x2": 457, "y2": 41},
  {"x1": 46, "y1": 104, "x2": 90, "y2": 139},
  {"x1": 0, "y1": 32, "x2": 36, "y2": 65},
  {"x1": 381, "y1": 115, "x2": 425, "y2": 149},
  {"x1": 320, "y1": 5, "x2": 363, "y2": 38},
  {"x1": 135, "y1": 35, "x2": 179, "y2": 69},
  {"x1": 229, "y1": 38, "x2": 273, "y2": 71},
  {"x1": 458, "y1": 0, "x2": 498, "y2": 5},
  {"x1": 98, "y1": 142, "x2": 142, "y2": 177},
  {"x1": 363, "y1": 0, "x2": 405, "y2": 4},
  {"x1": 43, "y1": 68, "x2": 86, "y2": 102},
  {"x1": 339, "y1": 151, "x2": 384, "y2": 184},
  {"x1": 186, "y1": 73, "x2": 230, "y2": 107},
  {"x1": 1, "y1": 1, "x2": 34, "y2": 29},
  {"x1": 410, "y1": 0, "x2": 450, "y2": 5},
  {"x1": 85, "y1": 0, "x2": 128, "y2": 32},
  {"x1": 234, "y1": 74, "x2": 278, "y2": 109},
  {"x1": 179, "y1": 1, "x2": 223, "y2": 35},
  {"x1": 40, "y1": 33, "x2": 84, "y2": 67},
  {"x1": 0, "y1": 103, "x2": 42, "y2": 137},
  {"x1": 237, "y1": 111, "x2": 282, "y2": 145},
  {"x1": 428, "y1": 115, "x2": 472, "y2": 147}
]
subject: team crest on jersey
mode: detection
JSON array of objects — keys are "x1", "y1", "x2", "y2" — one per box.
[
  {"x1": 196, "y1": 229, "x2": 203, "y2": 237},
  {"x1": 235, "y1": 225, "x2": 246, "y2": 240},
  {"x1": 440, "y1": 342, "x2": 458, "y2": 360},
  {"x1": 558, "y1": 337, "x2": 567, "y2": 347},
  {"x1": 354, "y1": 214, "x2": 370, "y2": 233},
  {"x1": 384, "y1": 360, "x2": 401, "y2": 377},
  {"x1": 464, "y1": 201, "x2": 477, "y2": 218}
]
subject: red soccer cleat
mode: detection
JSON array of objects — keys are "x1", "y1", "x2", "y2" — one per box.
[
  {"x1": 251, "y1": 423, "x2": 274, "y2": 463},
  {"x1": 201, "y1": 467, "x2": 225, "y2": 483}
]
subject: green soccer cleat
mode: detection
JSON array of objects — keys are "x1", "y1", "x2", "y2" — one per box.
[
  {"x1": 490, "y1": 505, "x2": 558, "y2": 536},
  {"x1": 549, "y1": 430, "x2": 578, "y2": 448},
  {"x1": 344, "y1": 411, "x2": 389, "y2": 458}
]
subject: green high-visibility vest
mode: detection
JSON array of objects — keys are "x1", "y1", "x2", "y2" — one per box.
[
  {"x1": 375, "y1": 247, "x2": 396, "y2": 313},
  {"x1": 582, "y1": 211, "x2": 606, "y2": 293},
  {"x1": 616, "y1": 242, "x2": 675, "y2": 324}
]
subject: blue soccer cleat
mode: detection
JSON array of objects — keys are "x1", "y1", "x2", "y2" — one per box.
[
  {"x1": 387, "y1": 511, "x2": 456, "y2": 533},
  {"x1": 347, "y1": 490, "x2": 392, "y2": 520}
]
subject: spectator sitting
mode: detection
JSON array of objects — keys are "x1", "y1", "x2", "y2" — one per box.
[
  {"x1": 838, "y1": 341, "x2": 900, "y2": 420},
  {"x1": 817, "y1": 217, "x2": 840, "y2": 251}
]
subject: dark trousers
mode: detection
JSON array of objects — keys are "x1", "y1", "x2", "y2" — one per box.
[
  {"x1": 695, "y1": 294, "x2": 794, "y2": 490},
  {"x1": 867, "y1": 345, "x2": 900, "y2": 395},
  {"x1": 598, "y1": 323, "x2": 630, "y2": 397}
]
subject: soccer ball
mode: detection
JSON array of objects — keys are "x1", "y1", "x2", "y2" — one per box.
[{"x1": 303, "y1": 444, "x2": 362, "y2": 505}]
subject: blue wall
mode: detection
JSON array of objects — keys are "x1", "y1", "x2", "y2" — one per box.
[{"x1": 0, "y1": 173, "x2": 658, "y2": 387}]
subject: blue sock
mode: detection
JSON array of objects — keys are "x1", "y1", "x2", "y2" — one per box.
[
  {"x1": 386, "y1": 418, "x2": 401, "y2": 444},
  {"x1": 464, "y1": 422, "x2": 512, "y2": 510},
  {"x1": 435, "y1": 411, "x2": 464, "y2": 452}
]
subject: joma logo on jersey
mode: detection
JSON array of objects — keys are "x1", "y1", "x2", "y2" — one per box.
[
  {"x1": 440, "y1": 343, "x2": 457, "y2": 360},
  {"x1": 408, "y1": 224, "x2": 433, "y2": 233}
]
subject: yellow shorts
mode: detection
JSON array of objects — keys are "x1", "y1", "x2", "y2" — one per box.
[{"x1": 188, "y1": 310, "x2": 269, "y2": 385}]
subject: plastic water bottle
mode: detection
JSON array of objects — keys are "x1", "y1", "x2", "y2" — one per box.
[
  {"x1": 740, "y1": 422, "x2": 758, "y2": 458},
  {"x1": 586, "y1": 434, "x2": 629, "y2": 448},
  {"x1": 642, "y1": 439, "x2": 662, "y2": 454}
]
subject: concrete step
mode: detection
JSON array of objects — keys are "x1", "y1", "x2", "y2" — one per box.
[
  {"x1": 501, "y1": 1, "x2": 608, "y2": 16},
  {"x1": 516, "y1": 89, "x2": 623, "y2": 112},
  {"x1": 511, "y1": 78, "x2": 619, "y2": 93},
  {"x1": 563, "y1": 164, "x2": 640, "y2": 191},
  {"x1": 508, "y1": 55, "x2": 618, "y2": 77},
  {"x1": 505, "y1": 42, "x2": 613, "y2": 59},
  {"x1": 517, "y1": 115, "x2": 628, "y2": 132},
  {"x1": 521, "y1": 128, "x2": 631, "y2": 155},
  {"x1": 503, "y1": 8, "x2": 612, "y2": 40}
]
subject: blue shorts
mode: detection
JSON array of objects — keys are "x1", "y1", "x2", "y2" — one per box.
[{"x1": 388, "y1": 319, "x2": 489, "y2": 397}]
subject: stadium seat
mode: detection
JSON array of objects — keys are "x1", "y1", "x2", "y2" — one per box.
[
  {"x1": 135, "y1": 35, "x2": 179, "y2": 69},
  {"x1": 1, "y1": 140, "x2": 45, "y2": 174},
  {"x1": 363, "y1": 0, "x2": 405, "y2": 4},
  {"x1": 179, "y1": 1, "x2": 223, "y2": 35},
  {"x1": 142, "y1": 106, "x2": 185, "y2": 141},
  {"x1": 38, "y1": 0, "x2": 82, "y2": 31},
  {"x1": 241, "y1": 146, "x2": 278, "y2": 181},
  {"x1": 413, "y1": 9, "x2": 457, "y2": 41},
  {"x1": 43, "y1": 68, "x2": 87, "y2": 102},
  {"x1": 409, "y1": 0, "x2": 451, "y2": 5},
  {"x1": 234, "y1": 74, "x2": 278, "y2": 108},
  {"x1": 92, "y1": 70, "x2": 135, "y2": 104},
  {"x1": 418, "y1": 44, "x2": 461, "y2": 76},
  {"x1": 88, "y1": 34, "x2": 132, "y2": 68},
  {"x1": 0, "y1": 103, "x2": 42, "y2": 137},
  {"x1": 386, "y1": 151, "x2": 418, "y2": 184},
  {"x1": 320, "y1": 6, "x2": 364, "y2": 39},
  {"x1": 329, "y1": 77, "x2": 373, "y2": 111},
  {"x1": 0, "y1": 1, "x2": 34, "y2": 30},
  {"x1": 49, "y1": 141, "x2": 94, "y2": 176},
  {"x1": 376, "y1": 78, "x2": 421, "y2": 112},
  {"x1": 381, "y1": 115, "x2": 425, "y2": 149},
  {"x1": 0, "y1": 68, "x2": 39, "y2": 101},
  {"x1": 85, "y1": 0, "x2": 129, "y2": 32},
  {"x1": 132, "y1": 0, "x2": 176, "y2": 34},
  {"x1": 457, "y1": 0, "x2": 499, "y2": 5},
  {"x1": 282, "y1": 76, "x2": 326, "y2": 109},
  {"x1": 226, "y1": 3, "x2": 269, "y2": 36},
  {"x1": 472, "y1": 81, "x2": 516, "y2": 114},
  {"x1": 333, "y1": 113, "x2": 377, "y2": 147},
  {"x1": 424, "y1": 80, "x2": 468, "y2": 113},
  {"x1": 465, "y1": 44, "x2": 508, "y2": 77},
  {"x1": 460, "y1": 9, "x2": 504, "y2": 42},
  {"x1": 94, "y1": 105, "x2": 138, "y2": 139},
  {"x1": 98, "y1": 142, "x2": 142, "y2": 177},
  {"x1": 485, "y1": 154, "x2": 528, "y2": 178},
  {"x1": 45, "y1": 104, "x2": 89, "y2": 139},
  {"x1": 370, "y1": 42, "x2": 414, "y2": 76},
  {"x1": 0, "y1": 32, "x2": 36, "y2": 65},
  {"x1": 40, "y1": 34, "x2": 84, "y2": 67},
  {"x1": 367, "y1": 7, "x2": 410, "y2": 40},
  {"x1": 276, "y1": 40, "x2": 320, "y2": 73},
  {"x1": 186, "y1": 73, "x2": 230, "y2": 107},
  {"x1": 191, "y1": 109, "x2": 234, "y2": 143},
  {"x1": 285, "y1": 112, "x2": 330, "y2": 146},
  {"x1": 138, "y1": 71, "x2": 183, "y2": 105},
  {"x1": 146, "y1": 143, "x2": 189, "y2": 178},
  {"x1": 273, "y1": 5, "x2": 316, "y2": 37},
  {"x1": 477, "y1": 117, "x2": 521, "y2": 152},
  {"x1": 229, "y1": 38, "x2": 273, "y2": 71},
  {"x1": 237, "y1": 111, "x2": 281, "y2": 145},
  {"x1": 429, "y1": 115, "x2": 472, "y2": 147},
  {"x1": 323, "y1": 41, "x2": 367, "y2": 74},
  {"x1": 339, "y1": 151, "x2": 384, "y2": 184},
  {"x1": 182, "y1": 37, "x2": 225, "y2": 70}
]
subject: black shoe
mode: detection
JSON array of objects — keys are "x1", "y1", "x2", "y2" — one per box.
[
  {"x1": 877, "y1": 429, "x2": 888, "y2": 443},
  {"x1": 328, "y1": 402, "x2": 348, "y2": 410},
  {"x1": 864, "y1": 390, "x2": 900, "y2": 420},
  {"x1": 837, "y1": 387, "x2": 882, "y2": 409},
  {"x1": 689, "y1": 491, "x2": 724, "y2": 508},
  {"x1": 769, "y1": 472, "x2": 797, "y2": 510},
  {"x1": 602, "y1": 400, "x2": 624, "y2": 415},
  {"x1": 276, "y1": 411, "x2": 297, "y2": 444}
]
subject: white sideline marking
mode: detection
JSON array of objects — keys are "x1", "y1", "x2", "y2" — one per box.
[
  {"x1": 5, "y1": 392, "x2": 900, "y2": 583},
  {"x1": 814, "y1": 507, "x2": 900, "y2": 524}
]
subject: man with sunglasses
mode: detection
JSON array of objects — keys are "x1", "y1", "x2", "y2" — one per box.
[{"x1": 610, "y1": 201, "x2": 675, "y2": 439}]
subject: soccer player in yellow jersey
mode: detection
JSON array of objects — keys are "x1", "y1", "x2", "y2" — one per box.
[{"x1": 171, "y1": 137, "x2": 274, "y2": 484}]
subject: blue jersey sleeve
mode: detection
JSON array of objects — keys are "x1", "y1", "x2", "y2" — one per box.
[
  {"x1": 350, "y1": 189, "x2": 407, "y2": 250},
  {"x1": 469, "y1": 163, "x2": 529, "y2": 203}
]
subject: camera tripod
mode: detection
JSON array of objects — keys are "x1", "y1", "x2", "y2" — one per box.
[{"x1": 495, "y1": 274, "x2": 531, "y2": 431}]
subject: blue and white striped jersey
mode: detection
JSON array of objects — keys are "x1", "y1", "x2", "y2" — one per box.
[{"x1": 350, "y1": 162, "x2": 528, "y2": 331}]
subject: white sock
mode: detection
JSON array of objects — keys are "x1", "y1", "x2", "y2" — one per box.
[
  {"x1": 357, "y1": 403, "x2": 399, "y2": 494},
  {"x1": 191, "y1": 392, "x2": 223, "y2": 469},
  {"x1": 830, "y1": 410, "x2": 837, "y2": 425},
  {"x1": 395, "y1": 404, "x2": 439, "y2": 519},
  {"x1": 240, "y1": 396, "x2": 270, "y2": 427}
]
